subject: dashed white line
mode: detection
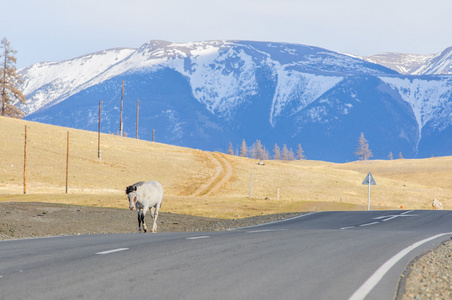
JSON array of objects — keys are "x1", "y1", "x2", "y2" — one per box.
[
  {"x1": 186, "y1": 236, "x2": 210, "y2": 240},
  {"x1": 340, "y1": 226, "x2": 355, "y2": 230},
  {"x1": 359, "y1": 222, "x2": 379, "y2": 227},
  {"x1": 96, "y1": 248, "x2": 129, "y2": 255}
]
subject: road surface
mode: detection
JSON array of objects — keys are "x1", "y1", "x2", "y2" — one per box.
[{"x1": 1, "y1": 210, "x2": 451, "y2": 300}]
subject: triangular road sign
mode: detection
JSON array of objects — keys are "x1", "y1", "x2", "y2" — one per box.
[{"x1": 362, "y1": 172, "x2": 376, "y2": 185}]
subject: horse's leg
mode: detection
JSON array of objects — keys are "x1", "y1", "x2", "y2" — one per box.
[
  {"x1": 141, "y1": 209, "x2": 148, "y2": 233},
  {"x1": 137, "y1": 210, "x2": 142, "y2": 232},
  {"x1": 152, "y1": 205, "x2": 160, "y2": 233}
]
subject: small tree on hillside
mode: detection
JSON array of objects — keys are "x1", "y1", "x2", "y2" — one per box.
[
  {"x1": 1, "y1": 37, "x2": 26, "y2": 118},
  {"x1": 281, "y1": 144, "x2": 289, "y2": 160},
  {"x1": 227, "y1": 142, "x2": 234, "y2": 155},
  {"x1": 355, "y1": 132, "x2": 373, "y2": 161},
  {"x1": 288, "y1": 148, "x2": 295, "y2": 160},
  {"x1": 273, "y1": 143, "x2": 281, "y2": 160},
  {"x1": 296, "y1": 144, "x2": 306, "y2": 160},
  {"x1": 239, "y1": 139, "x2": 247, "y2": 157},
  {"x1": 388, "y1": 152, "x2": 393, "y2": 160}
]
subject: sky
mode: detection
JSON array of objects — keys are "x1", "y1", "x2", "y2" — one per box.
[{"x1": 2, "y1": 0, "x2": 452, "y2": 69}]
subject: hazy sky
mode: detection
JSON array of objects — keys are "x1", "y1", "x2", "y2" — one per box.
[{"x1": 2, "y1": 0, "x2": 452, "y2": 68}]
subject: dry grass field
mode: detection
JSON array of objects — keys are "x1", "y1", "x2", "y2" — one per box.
[{"x1": 1, "y1": 116, "x2": 450, "y2": 219}]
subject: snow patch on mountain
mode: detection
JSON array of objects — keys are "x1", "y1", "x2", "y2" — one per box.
[
  {"x1": 19, "y1": 48, "x2": 135, "y2": 114},
  {"x1": 379, "y1": 76, "x2": 452, "y2": 148},
  {"x1": 270, "y1": 67, "x2": 342, "y2": 126},
  {"x1": 171, "y1": 44, "x2": 259, "y2": 117}
]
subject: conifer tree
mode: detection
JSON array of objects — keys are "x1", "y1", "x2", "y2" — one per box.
[
  {"x1": 227, "y1": 142, "x2": 234, "y2": 155},
  {"x1": 273, "y1": 143, "x2": 281, "y2": 160},
  {"x1": 239, "y1": 139, "x2": 247, "y2": 157},
  {"x1": 388, "y1": 152, "x2": 393, "y2": 160},
  {"x1": 281, "y1": 144, "x2": 289, "y2": 160},
  {"x1": 296, "y1": 144, "x2": 306, "y2": 160},
  {"x1": 355, "y1": 132, "x2": 373, "y2": 161},
  {"x1": 398, "y1": 152, "x2": 404, "y2": 159},
  {"x1": 1, "y1": 37, "x2": 26, "y2": 118},
  {"x1": 288, "y1": 148, "x2": 295, "y2": 160},
  {"x1": 250, "y1": 140, "x2": 266, "y2": 160},
  {"x1": 264, "y1": 147, "x2": 270, "y2": 160}
]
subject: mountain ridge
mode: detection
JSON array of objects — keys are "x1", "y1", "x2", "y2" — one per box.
[{"x1": 18, "y1": 40, "x2": 452, "y2": 162}]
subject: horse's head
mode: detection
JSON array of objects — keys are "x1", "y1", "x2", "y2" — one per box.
[{"x1": 126, "y1": 185, "x2": 138, "y2": 210}]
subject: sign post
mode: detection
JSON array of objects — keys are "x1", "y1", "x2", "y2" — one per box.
[{"x1": 362, "y1": 172, "x2": 376, "y2": 211}]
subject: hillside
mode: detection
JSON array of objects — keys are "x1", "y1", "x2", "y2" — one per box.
[
  {"x1": 1, "y1": 116, "x2": 450, "y2": 218},
  {"x1": 18, "y1": 40, "x2": 452, "y2": 162}
]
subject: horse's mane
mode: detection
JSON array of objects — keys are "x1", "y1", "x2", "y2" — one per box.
[{"x1": 125, "y1": 181, "x2": 145, "y2": 194}]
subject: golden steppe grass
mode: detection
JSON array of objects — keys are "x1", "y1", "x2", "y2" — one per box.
[{"x1": 1, "y1": 116, "x2": 450, "y2": 218}]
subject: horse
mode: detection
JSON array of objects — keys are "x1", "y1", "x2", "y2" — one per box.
[{"x1": 125, "y1": 181, "x2": 164, "y2": 233}]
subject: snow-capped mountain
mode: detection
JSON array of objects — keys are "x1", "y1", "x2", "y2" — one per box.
[
  {"x1": 412, "y1": 46, "x2": 452, "y2": 75},
  {"x1": 19, "y1": 40, "x2": 452, "y2": 162},
  {"x1": 362, "y1": 53, "x2": 435, "y2": 74},
  {"x1": 357, "y1": 47, "x2": 452, "y2": 75}
]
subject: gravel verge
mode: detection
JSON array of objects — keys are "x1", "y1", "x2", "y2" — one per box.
[
  {"x1": 0, "y1": 202, "x2": 304, "y2": 240},
  {"x1": 397, "y1": 239, "x2": 452, "y2": 300}
]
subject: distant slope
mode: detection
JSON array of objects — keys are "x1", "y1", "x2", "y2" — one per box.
[{"x1": 1, "y1": 116, "x2": 451, "y2": 216}]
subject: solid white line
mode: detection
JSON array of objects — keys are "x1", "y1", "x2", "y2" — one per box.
[
  {"x1": 359, "y1": 222, "x2": 379, "y2": 227},
  {"x1": 186, "y1": 236, "x2": 210, "y2": 240},
  {"x1": 340, "y1": 226, "x2": 355, "y2": 230},
  {"x1": 96, "y1": 248, "x2": 129, "y2": 255},
  {"x1": 349, "y1": 232, "x2": 452, "y2": 300},
  {"x1": 230, "y1": 212, "x2": 318, "y2": 230}
]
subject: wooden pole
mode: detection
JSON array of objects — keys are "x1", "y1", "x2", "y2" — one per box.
[
  {"x1": 136, "y1": 99, "x2": 139, "y2": 139},
  {"x1": 66, "y1": 131, "x2": 69, "y2": 194},
  {"x1": 249, "y1": 173, "x2": 253, "y2": 199},
  {"x1": 120, "y1": 80, "x2": 124, "y2": 136},
  {"x1": 98, "y1": 100, "x2": 101, "y2": 163},
  {"x1": 23, "y1": 125, "x2": 27, "y2": 194},
  {"x1": 152, "y1": 129, "x2": 155, "y2": 142},
  {"x1": 367, "y1": 173, "x2": 371, "y2": 211}
]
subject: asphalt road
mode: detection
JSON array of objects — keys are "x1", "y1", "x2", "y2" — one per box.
[{"x1": 1, "y1": 210, "x2": 451, "y2": 300}]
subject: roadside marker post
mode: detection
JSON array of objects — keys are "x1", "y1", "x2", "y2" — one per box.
[{"x1": 362, "y1": 172, "x2": 376, "y2": 211}]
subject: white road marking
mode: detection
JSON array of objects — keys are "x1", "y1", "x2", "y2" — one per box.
[
  {"x1": 186, "y1": 236, "x2": 210, "y2": 240},
  {"x1": 374, "y1": 211, "x2": 417, "y2": 222},
  {"x1": 96, "y1": 248, "x2": 129, "y2": 255},
  {"x1": 340, "y1": 226, "x2": 355, "y2": 230},
  {"x1": 342, "y1": 211, "x2": 419, "y2": 229},
  {"x1": 246, "y1": 229, "x2": 288, "y2": 233},
  {"x1": 359, "y1": 222, "x2": 379, "y2": 227},
  {"x1": 349, "y1": 232, "x2": 452, "y2": 300},
  {"x1": 231, "y1": 212, "x2": 318, "y2": 230}
]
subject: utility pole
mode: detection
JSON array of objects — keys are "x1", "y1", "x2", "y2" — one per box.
[
  {"x1": 23, "y1": 125, "x2": 27, "y2": 194},
  {"x1": 98, "y1": 100, "x2": 101, "y2": 163},
  {"x1": 120, "y1": 80, "x2": 124, "y2": 136},
  {"x1": 66, "y1": 131, "x2": 70, "y2": 194},
  {"x1": 136, "y1": 99, "x2": 139, "y2": 139}
]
